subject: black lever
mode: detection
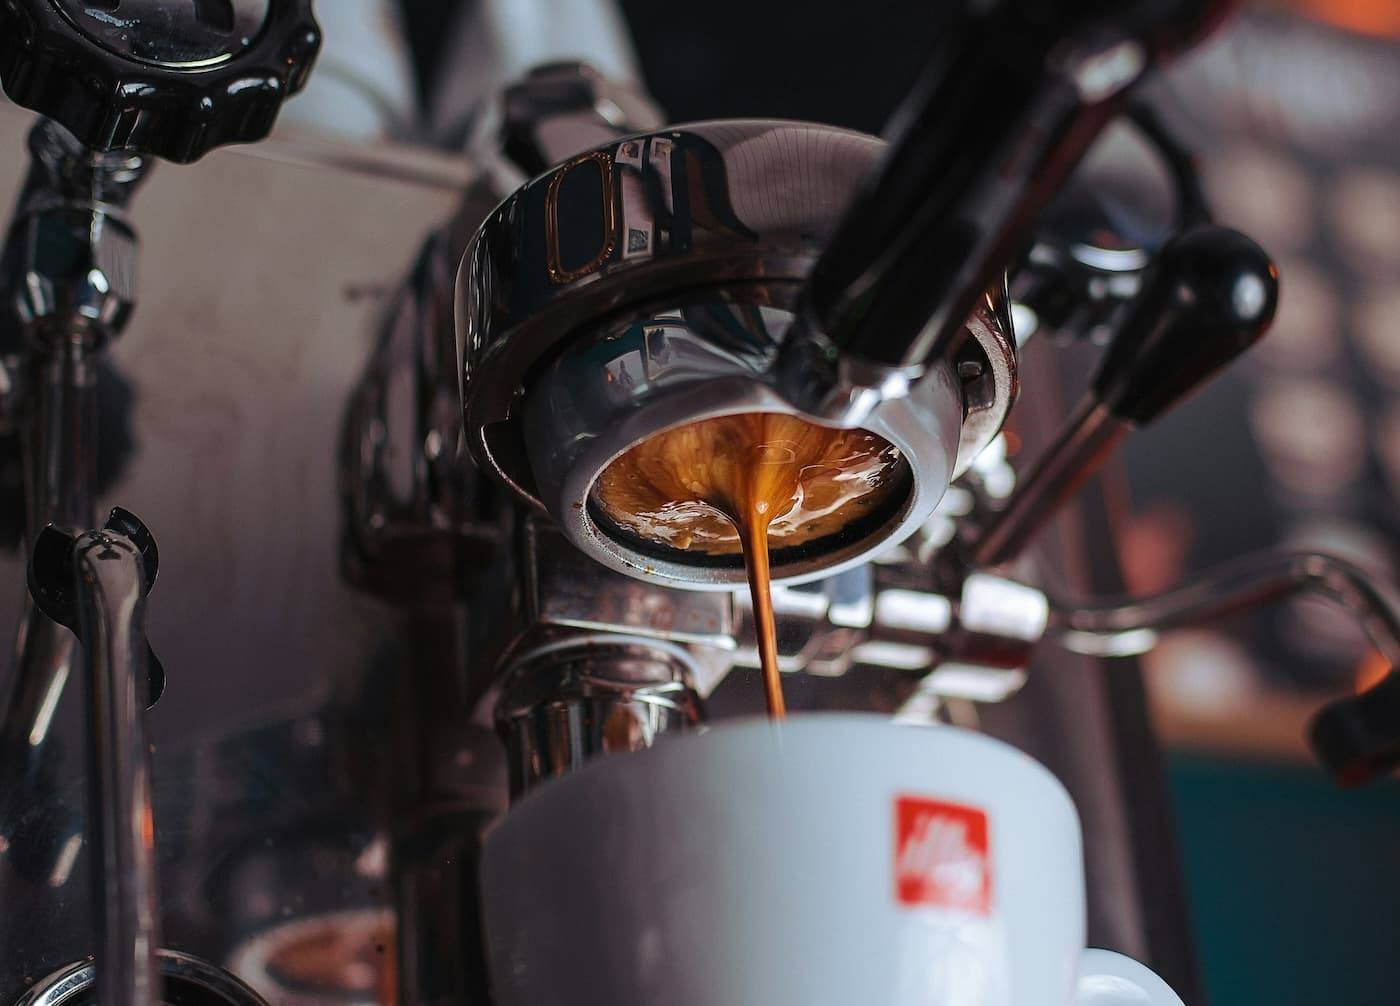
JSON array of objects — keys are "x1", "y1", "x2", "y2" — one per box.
[
  {"x1": 971, "y1": 223, "x2": 1277, "y2": 568},
  {"x1": 1091, "y1": 226, "x2": 1278, "y2": 424}
]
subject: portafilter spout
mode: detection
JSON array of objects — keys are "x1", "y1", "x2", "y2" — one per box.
[{"x1": 455, "y1": 120, "x2": 1015, "y2": 590}]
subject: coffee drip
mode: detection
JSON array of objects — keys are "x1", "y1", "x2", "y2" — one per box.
[{"x1": 592, "y1": 413, "x2": 903, "y2": 717}]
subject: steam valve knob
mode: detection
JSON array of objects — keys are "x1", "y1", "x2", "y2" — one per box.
[
  {"x1": 0, "y1": 0, "x2": 320, "y2": 163},
  {"x1": 1092, "y1": 224, "x2": 1278, "y2": 425}
]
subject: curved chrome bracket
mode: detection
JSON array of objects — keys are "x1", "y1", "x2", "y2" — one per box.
[{"x1": 953, "y1": 282, "x2": 1018, "y2": 480}]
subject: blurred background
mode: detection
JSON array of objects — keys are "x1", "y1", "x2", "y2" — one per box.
[{"x1": 283, "y1": 1, "x2": 1400, "y2": 1002}]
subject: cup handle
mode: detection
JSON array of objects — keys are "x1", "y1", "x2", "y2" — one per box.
[{"x1": 1074, "y1": 948, "x2": 1188, "y2": 1006}]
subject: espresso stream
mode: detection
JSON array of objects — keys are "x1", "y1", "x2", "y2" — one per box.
[{"x1": 593, "y1": 413, "x2": 903, "y2": 718}]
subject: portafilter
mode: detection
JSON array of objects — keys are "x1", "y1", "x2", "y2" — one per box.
[{"x1": 456, "y1": 120, "x2": 1015, "y2": 590}]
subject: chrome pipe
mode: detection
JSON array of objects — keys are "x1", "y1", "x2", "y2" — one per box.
[
  {"x1": 495, "y1": 637, "x2": 705, "y2": 798},
  {"x1": 27, "y1": 336, "x2": 99, "y2": 537},
  {"x1": 971, "y1": 398, "x2": 1129, "y2": 569},
  {"x1": 0, "y1": 335, "x2": 99, "y2": 758},
  {"x1": 1048, "y1": 549, "x2": 1400, "y2": 666},
  {"x1": 73, "y1": 527, "x2": 161, "y2": 1006}
]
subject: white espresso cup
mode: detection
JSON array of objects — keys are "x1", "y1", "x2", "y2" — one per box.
[{"x1": 480, "y1": 713, "x2": 1186, "y2": 1006}]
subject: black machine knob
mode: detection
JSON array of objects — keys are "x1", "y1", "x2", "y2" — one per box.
[
  {"x1": 1092, "y1": 223, "x2": 1278, "y2": 425},
  {"x1": 1310, "y1": 672, "x2": 1400, "y2": 787},
  {"x1": 0, "y1": 0, "x2": 320, "y2": 163}
]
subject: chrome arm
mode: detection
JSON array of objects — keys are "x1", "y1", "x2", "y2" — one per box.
[
  {"x1": 76, "y1": 529, "x2": 160, "y2": 1006},
  {"x1": 971, "y1": 399, "x2": 1128, "y2": 569},
  {"x1": 1047, "y1": 550, "x2": 1400, "y2": 667},
  {"x1": 1042, "y1": 548, "x2": 1400, "y2": 783},
  {"x1": 28, "y1": 511, "x2": 162, "y2": 1006}
]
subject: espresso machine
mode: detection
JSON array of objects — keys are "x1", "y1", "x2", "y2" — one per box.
[{"x1": 2, "y1": 0, "x2": 1399, "y2": 1003}]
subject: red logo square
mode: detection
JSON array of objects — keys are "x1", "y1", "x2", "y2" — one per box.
[{"x1": 893, "y1": 795, "x2": 992, "y2": 914}]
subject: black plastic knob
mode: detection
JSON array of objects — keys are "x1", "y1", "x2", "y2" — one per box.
[
  {"x1": 0, "y1": 0, "x2": 320, "y2": 163},
  {"x1": 1309, "y1": 672, "x2": 1400, "y2": 786},
  {"x1": 1092, "y1": 224, "x2": 1278, "y2": 426}
]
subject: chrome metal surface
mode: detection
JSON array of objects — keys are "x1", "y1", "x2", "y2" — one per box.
[
  {"x1": 16, "y1": 117, "x2": 149, "y2": 212},
  {"x1": 496, "y1": 637, "x2": 704, "y2": 797},
  {"x1": 340, "y1": 194, "x2": 503, "y2": 605},
  {"x1": 456, "y1": 119, "x2": 1012, "y2": 514},
  {"x1": 15, "y1": 950, "x2": 269, "y2": 1006},
  {"x1": 342, "y1": 59, "x2": 663, "y2": 604},
  {"x1": 25, "y1": 513, "x2": 163, "y2": 1006},
  {"x1": 5, "y1": 125, "x2": 146, "y2": 343},
  {"x1": 954, "y1": 290, "x2": 1019, "y2": 479},
  {"x1": 53, "y1": 0, "x2": 272, "y2": 68},
  {"x1": 1048, "y1": 550, "x2": 1400, "y2": 666},
  {"x1": 0, "y1": 336, "x2": 97, "y2": 839},
  {"x1": 506, "y1": 507, "x2": 1048, "y2": 706},
  {"x1": 0, "y1": 101, "x2": 464, "y2": 999},
  {"x1": 482, "y1": 61, "x2": 664, "y2": 183},
  {"x1": 3, "y1": 337, "x2": 100, "y2": 822},
  {"x1": 72, "y1": 523, "x2": 159, "y2": 1006},
  {"x1": 522, "y1": 517, "x2": 734, "y2": 654},
  {"x1": 429, "y1": 0, "x2": 643, "y2": 145}
]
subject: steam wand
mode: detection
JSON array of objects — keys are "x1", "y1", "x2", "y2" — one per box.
[
  {"x1": 28, "y1": 508, "x2": 162, "y2": 1006},
  {"x1": 1035, "y1": 549, "x2": 1400, "y2": 786}
]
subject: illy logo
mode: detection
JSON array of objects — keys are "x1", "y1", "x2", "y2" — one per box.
[{"x1": 893, "y1": 795, "x2": 992, "y2": 914}]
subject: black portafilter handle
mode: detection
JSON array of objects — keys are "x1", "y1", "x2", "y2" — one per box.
[
  {"x1": 971, "y1": 224, "x2": 1277, "y2": 568},
  {"x1": 0, "y1": 0, "x2": 320, "y2": 163}
]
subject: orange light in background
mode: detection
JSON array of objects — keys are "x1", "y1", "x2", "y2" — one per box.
[
  {"x1": 1354, "y1": 648, "x2": 1390, "y2": 693},
  {"x1": 1286, "y1": 0, "x2": 1400, "y2": 40}
]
